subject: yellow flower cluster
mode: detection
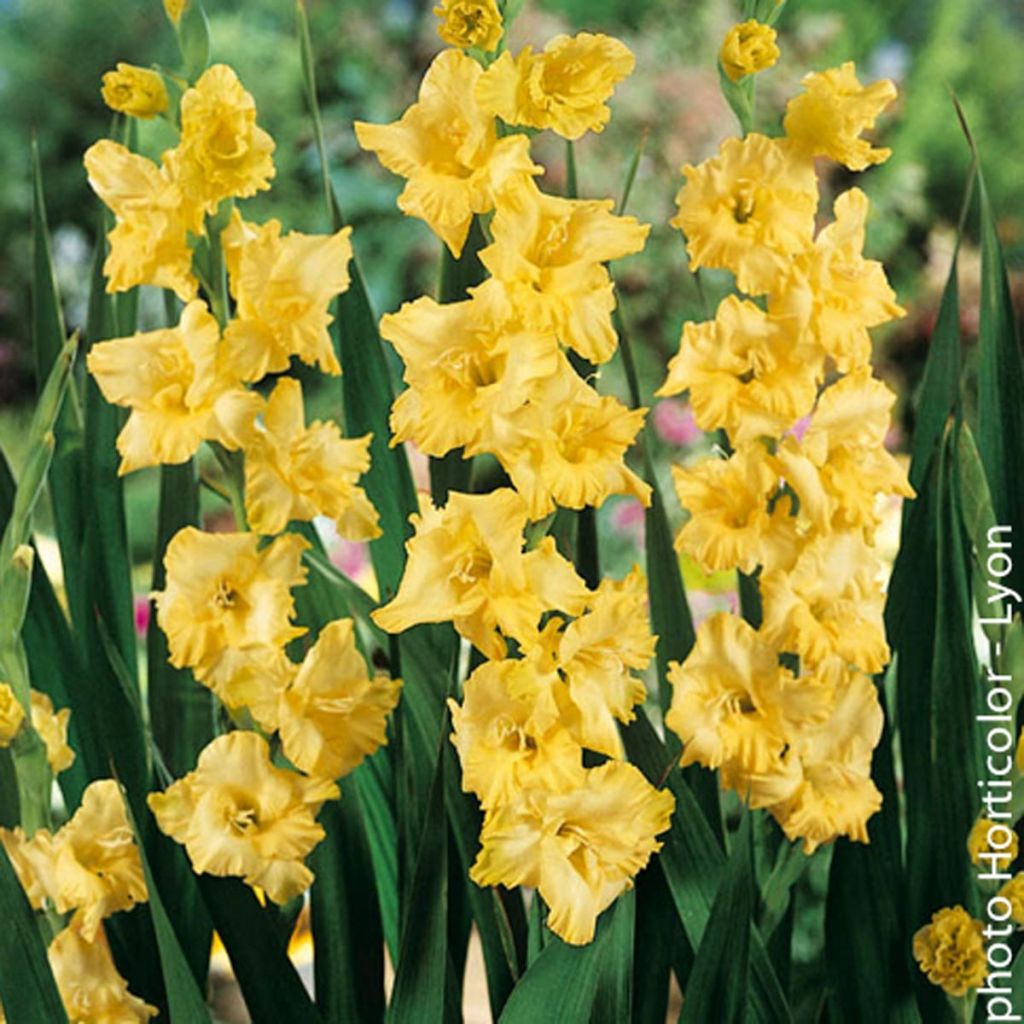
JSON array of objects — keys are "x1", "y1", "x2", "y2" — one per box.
[
  {"x1": 0, "y1": 780, "x2": 156, "y2": 1023},
  {"x1": 662, "y1": 59, "x2": 910, "y2": 853},
  {"x1": 357, "y1": 34, "x2": 649, "y2": 517},
  {"x1": 150, "y1": 528, "x2": 401, "y2": 902},
  {"x1": 0, "y1": 682, "x2": 74, "y2": 773},
  {"x1": 912, "y1": 906, "x2": 988, "y2": 998},
  {"x1": 373, "y1": 489, "x2": 674, "y2": 944}
]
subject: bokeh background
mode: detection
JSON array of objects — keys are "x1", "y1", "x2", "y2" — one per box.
[{"x1": 0, "y1": 0, "x2": 1022, "y2": 1017}]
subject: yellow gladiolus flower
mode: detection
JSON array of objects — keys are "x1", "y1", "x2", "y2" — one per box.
[
  {"x1": 355, "y1": 49, "x2": 541, "y2": 257},
  {"x1": 222, "y1": 214, "x2": 353, "y2": 380},
  {"x1": 86, "y1": 300, "x2": 261, "y2": 475},
  {"x1": 153, "y1": 527, "x2": 308, "y2": 675},
  {"x1": 30, "y1": 691, "x2": 74, "y2": 774},
  {"x1": 672, "y1": 443, "x2": 797, "y2": 575},
  {"x1": 997, "y1": 874, "x2": 1024, "y2": 925},
  {"x1": 784, "y1": 62, "x2": 896, "y2": 171},
  {"x1": 476, "y1": 33, "x2": 634, "y2": 141},
  {"x1": 433, "y1": 0, "x2": 503, "y2": 52},
  {"x1": 449, "y1": 658, "x2": 584, "y2": 810},
  {"x1": 470, "y1": 761, "x2": 674, "y2": 945},
  {"x1": 100, "y1": 63, "x2": 168, "y2": 119},
  {"x1": 480, "y1": 184, "x2": 649, "y2": 365},
  {"x1": 912, "y1": 906, "x2": 988, "y2": 998},
  {"x1": 48, "y1": 926, "x2": 157, "y2": 1023},
  {"x1": 52, "y1": 780, "x2": 147, "y2": 942},
  {"x1": 278, "y1": 619, "x2": 402, "y2": 781},
  {"x1": 496, "y1": 361, "x2": 651, "y2": 519},
  {"x1": 657, "y1": 295, "x2": 821, "y2": 443},
  {"x1": 195, "y1": 646, "x2": 294, "y2": 733},
  {"x1": 243, "y1": 379, "x2": 379, "y2": 539},
  {"x1": 671, "y1": 133, "x2": 817, "y2": 296},
  {"x1": 0, "y1": 681, "x2": 24, "y2": 744},
  {"x1": 719, "y1": 20, "x2": 780, "y2": 82},
  {"x1": 176, "y1": 64, "x2": 275, "y2": 211},
  {"x1": 769, "y1": 189, "x2": 904, "y2": 372},
  {"x1": 371, "y1": 489, "x2": 588, "y2": 658},
  {"x1": 83, "y1": 140, "x2": 201, "y2": 301},
  {"x1": 148, "y1": 731, "x2": 338, "y2": 904},
  {"x1": 769, "y1": 668, "x2": 883, "y2": 851},
  {"x1": 967, "y1": 816, "x2": 1019, "y2": 872},
  {"x1": 163, "y1": 0, "x2": 187, "y2": 24},
  {"x1": 0, "y1": 826, "x2": 58, "y2": 910},
  {"x1": 760, "y1": 531, "x2": 889, "y2": 673}
]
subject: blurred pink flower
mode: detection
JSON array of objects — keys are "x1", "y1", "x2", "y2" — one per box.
[
  {"x1": 330, "y1": 538, "x2": 370, "y2": 581},
  {"x1": 688, "y1": 588, "x2": 739, "y2": 627},
  {"x1": 610, "y1": 498, "x2": 645, "y2": 543},
  {"x1": 652, "y1": 400, "x2": 700, "y2": 446},
  {"x1": 134, "y1": 596, "x2": 150, "y2": 636},
  {"x1": 789, "y1": 415, "x2": 811, "y2": 441}
]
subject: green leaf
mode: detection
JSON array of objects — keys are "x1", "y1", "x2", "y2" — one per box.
[
  {"x1": 678, "y1": 812, "x2": 752, "y2": 1024},
  {"x1": 177, "y1": 0, "x2": 211, "y2": 81},
  {"x1": 593, "y1": 888, "x2": 635, "y2": 1024},
  {"x1": 0, "y1": 841, "x2": 66, "y2": 1023}
]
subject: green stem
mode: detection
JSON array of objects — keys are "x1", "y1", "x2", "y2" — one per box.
[{"x1": 565, "y1": 140, "x2": 578, "y2": 200}]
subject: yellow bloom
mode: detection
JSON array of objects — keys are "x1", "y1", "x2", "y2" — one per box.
[
  {"x1": 768, "y1": 189, "x2": 904, "y2": 372},
  {"x1": 760, "y1": 531, "x2": 889, "y2": 673},
  {"x1": 193, "y1": 646, "x2": 295, "y2": 733},
  {"x1": 222, "y1": 214, "x2": 353, "y2": 380},
  {"x1": 381, "y1": 281, "x2": 560, "y2": 458},
  {"x1": 278, "y1": 619, "x2": 402, "y2": 781},
  {"x1": 449, "y1": 657, "x2": 584, "y2": 809},
  {"x1": 671, "y1": 133, "x2": 818, "y2": 295},
  {"x1": 769, "y1": 668, "x2": 883, "y2": 852},
  {"x1": 101, "y1": 63, "x2": 169, "y2": 119},
  {"x1": 371, "y1": 489, "x2": 588, "y2": 658},
  {"x1": 470, "y1": 761, "x2": 674, "y2": 945},
  {"x1": 784, "y1": 62, "x2": 896, "y2": 171},
  {"x1": 243, "y1": 379, "x2": 379, "y2": 539},
  {"x1": 176, "y1": 64, "x2": 275, "y2": 211},
  {"x1": 0, "y1": 681, "x2": 24, "y2": 744},
  {"x1": 433, "y1": 0, "x2": 503, "y2": 52},
  {"x1": 555, "y1": 567, "x2": 654, "y2": 758},
  {"x1": 87, "y1": 300, "x2": 261, "y2": 475},
  {"x1": 163, "y1": 0, "x2": 187, "y2": 24},
  {"x1": 0, "y1": 826, "x2": 58, "y2": 910},
  {"x1": 480, "y1": 184, "x2": 649, "y2": 364},
  {"x1": 912, "y1": 906, "x2": 988, "y2": 998},
  {"x1": 30, "y1": 691, "x2": 74, "y2": 774},
  {"x1": 720, "y1": 20, "x2": 780, "y2": 83},
  {"x1": 476, "y1": 33, "x2": 635, "y2": 141},
  {"x1": 657, "y1": 295, "x2": 821, "y2": 443},
  {"x1": 355, "y1": 49, "x2": 540, "y2": 257},
  {"x1": 153, "y1": 527, "x2": 308, "y2": 675},
  {"x1": 48, "y1": 926, "x2": 157, "y2": 1023},
  {"x1": 496, "y1": 361, "x2": 651, "y2": 519},
  {"x1": 967, "y1": 816, "x2": 1019, "y2": 872},
  {"x1": 672, "y1": 443, "x2": 797, "y2": 575},
  {"x1": 997, "y1": 873, "x2": 1024, "y2": 925},
  {"x1": 148, "y1": 731, "x2": 338, "y2": 904},
  {"x1": 52, "y1": 780, "x2": 147, "y2": 942},
  {"x1": 83, "y1": 140, "x2": 200, "y2": 301}
]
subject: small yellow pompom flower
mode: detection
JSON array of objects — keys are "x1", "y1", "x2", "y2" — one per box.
[
  {"x1": 243, "y1": 378, "x2": 380, "y2": 539},
  {"x1": 967, "y1": 816, "x2": 1019, "y2": 872},
  {"x1": 480, "y1": 184, "x2": 649, "y2": 365},
  {"x1": 784, "y1": 62, "x2": 896, "y2": 171},
  {"x1": 470, "y1": 761, "x2": 674, "y2": 945},
  {"x1": 49, "y1": 926, "x2": 157, "y2": 1023},
  {"x1": 0, "y1": 682, "x2": 25, "y2": 744},
  {"x1": 52, "y1": 780, "x2": 147, "y2": 942},
  {"x1": 277, "y1": 619, "x2": 402, "y2": 781},
  {"x1": 355, "y1": 49, "x2": 540, "y2": 257},
  {"x1": 371, "y1": 489, "x2": 588, "y2": 658},
  {"x1": 100, "y1": 63, "x2": 169, "y2": 119},
  {"x1": 30, "y1": 691, "x2": 74, "y2": 774},
  {"x1": 163, "y1": 0, "x2": 187, "y2": 25},
  {"x1": 83, "y1": 140, "x2": 201, "y2": 301},
  {"x1": 86, "y1": 300, "x2": 261, "y2": 475},
  {"x1": 912, "y1": 906, "x2": 988, "y2": 998},
  {"x1": 176, "y1": 64, "x2": 276, "y2": 211},
  {"x1": 433, "y1": 0, "x2": 503, "y2": 52},
  {"x1": 672, "y1": 133, "x2": 818, "y2": 295},
  {"x1": 476, "y1": 32, "x2": 635, "y2": 141},
  {"x1": 153, "y1": 527, "x2": 308, "y2": 676},
  {"x1": 148, "y1": 731, "x2": 338, "y2": 904},
  {"x1": 720, "y1": 20, "x2": 780, "y2": 83},
  {"x1": 997, "y1": 873, "x2": 1024, "y2": 924},
  {"x1": 222, "y1": 214, "x2": 354, "y2": 381}
]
